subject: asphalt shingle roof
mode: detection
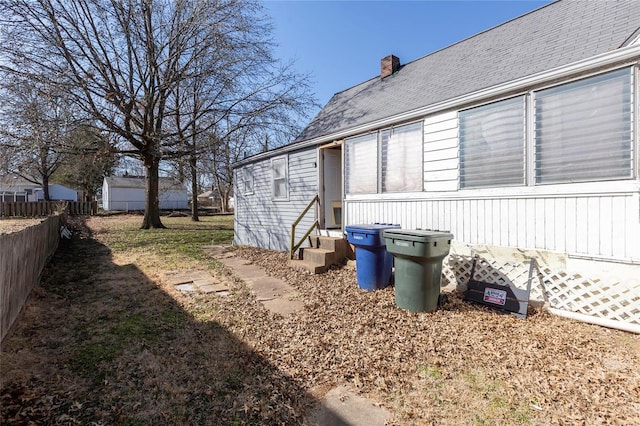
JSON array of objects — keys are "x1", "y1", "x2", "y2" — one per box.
[{"x1": 295, "y1": 0, "x2": 640, "y2": 143}]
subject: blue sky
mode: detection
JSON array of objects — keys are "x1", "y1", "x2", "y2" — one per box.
[{"x1": 263, "y1": 0, "x2": 551, "y2": 115}]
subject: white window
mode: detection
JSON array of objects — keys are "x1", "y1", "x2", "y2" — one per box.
[
  {"x1": 345, "y1": 133, "x2": 378, "y2": 194},
  {"x1": 271, "y1": 156, "x2": 288, "y2": 200},
  {"x1": 345, "y1": 122, "x2": 423, "y2": 195},
  {"x1": 240, "y1": 167, "x2": 254, "y2": 195},
  {"x1": 459, "y1": 96, "x2": 526, "y2": 188},
  {"x1": 381, "y1": 122, "x2": 423, "y2": 192},
  {"x1": 534, "y1": 67, "x2": 633, "y2": 184}
]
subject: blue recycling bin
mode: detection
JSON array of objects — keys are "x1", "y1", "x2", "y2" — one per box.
[{"x1": 345, "y1": 223, "x2": 401, "y2": 291}]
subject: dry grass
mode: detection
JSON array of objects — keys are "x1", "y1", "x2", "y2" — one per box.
[
  {"x1": 1, "y1": 215, "x2": 639, "y2": 425},
  {"x1": 0, "y1": 218, "x2": 46, "y2": 234}
]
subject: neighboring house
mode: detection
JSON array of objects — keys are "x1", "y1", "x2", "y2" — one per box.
[
  {"x1": 197, "y1": 190, "x2": 235, "y2": 212},
  {"x1": 0, "y1": 175, "x2": 78, "y2": 202},
  {"x1": 102, "y1": 176, "x2": 189, "y2": 211},
  {"x1": 233, "y1": 0, "x2": 640, "y2": 280},
  {"x1": 33, "y1": 184, "x2": 78, "y2": 202}
]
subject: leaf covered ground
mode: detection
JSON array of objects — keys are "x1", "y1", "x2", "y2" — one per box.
[{"x1": 1, "y1": 215, "x2": 639, "y2": 425}]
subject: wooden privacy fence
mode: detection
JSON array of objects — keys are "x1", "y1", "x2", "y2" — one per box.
[
  {"x1": 1, "y1": 215, "x2": 61, "y2": 349},
  {"x1": 0, "y1": 200, "x2": 97, "y2": 218}
]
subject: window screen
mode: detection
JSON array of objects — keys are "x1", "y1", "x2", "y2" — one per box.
[
  {"x1": 534, "y1": 67, "x2": 633, "y2": 184},
  {"x1": 345, "y1": 133, "x2": 378, "y2": 194},
  {"x1": 459, "y1": 96, "x2": 526, "y2": 188},
  {"x1": 381, "y1": 122, "x2": 423, "y2": 192},
  {"x1": 271, "y1": 156, "x2": 288, "y2": 199}
]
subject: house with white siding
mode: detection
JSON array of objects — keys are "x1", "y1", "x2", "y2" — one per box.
[
  {"x1": 102, "y1": 176, "x2": 188, "y2": 211},
  {"x1": 233, "y1": 0, "x2": 640, "y2": 329}
]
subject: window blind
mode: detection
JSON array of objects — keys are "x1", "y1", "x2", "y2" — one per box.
[
  {"x1": 534, "y1": 67, "x2": 633, "y2": 183},
  {"x1": 345, "y1": 133, "x2": 378, "y2": 194},
  {"x1": 381, "y1": 122, "x2": 423, "y2": 192},
  {"x1": 460, "y1": 96, "x2": 526, "y2": 188}
]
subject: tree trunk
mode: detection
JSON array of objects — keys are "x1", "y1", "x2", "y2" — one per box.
[
  {"x1": 190, "y1": 154, "x2": 199, "y2": 221},
  {"x1": 141, "y1": 152, "x2": 165, "y2": 229},
  {"x1": 42, "y1": 174, "x2": 50, "y2": 201}
]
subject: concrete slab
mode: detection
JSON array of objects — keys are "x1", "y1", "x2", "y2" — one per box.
[
  {"x1": 175, "y1": 283, "x2": 197, "y2": 292},
  {"x1": 251, "y1": 276, "x2": 294, "y2": 300},
  {"x1": 306, "y1": 385, "x2": 391, "y2": 426},
  {"x1": 198, "y1": 282, "x2": 229, "y2": 294},
  {"x1": 218, "y1": 257, "x2": 253, "y2": 268},
  {"x1": 164, "y1": 271, "x2": 197, "y2": 285},
  {"x1": 192, "y1": 278, "x2": 216, "y2": 287}
]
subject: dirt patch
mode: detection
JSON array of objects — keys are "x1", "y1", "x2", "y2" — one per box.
[{"x1": 1, "y1": 216, "x2": 639, "y2": 425}]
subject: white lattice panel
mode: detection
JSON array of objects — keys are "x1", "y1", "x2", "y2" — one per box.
[
  {"x1": 537, "y1": 265, "x2": 640, "y2": 327},
  {"x1": 443, "y1": 255, "x2": 533, "y2": 291},
  {"x1": 442, "y1": 254, "x2": 640, "y2": 332}
]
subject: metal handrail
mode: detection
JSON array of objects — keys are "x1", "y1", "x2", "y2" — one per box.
[{"x1": 290, "y1": 194, "x2": 320, "y2": 259}]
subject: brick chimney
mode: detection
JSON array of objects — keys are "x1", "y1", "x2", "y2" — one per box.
[{"x1": 381, "y1": 54, "x2": 400, "y2": 79}]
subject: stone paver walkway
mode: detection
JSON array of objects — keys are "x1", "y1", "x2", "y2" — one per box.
[
  {"x1": 205, "y1": 246, "x2": 304, "y2": 317},
  {"x1": 204, "y1": 246, "x2": 392, "y2": 424}
]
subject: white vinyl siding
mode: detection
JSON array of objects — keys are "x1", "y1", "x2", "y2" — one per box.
[
  {"x1": 381, "y1": 122, "x2": 423, "y2": 192},
  {"x1": 345, "y1": 190, "x2": 640, "y2": 262},
  {"x1": 534, "y1": 67, "x2": 634, "y2": 184},
  {"x1": 423, "y1": 111, "x2": 459, "y2": 192},
  {"x1": 235, "y1": 148, "x2": 318, "y2": 251},
  {"x1": 345, "y1": 133, "x2": 377, "y2": 194},
  {"x1": 460, "y1": 96, "x2": 526, "y2": 188},
  {"x1": 271, "y1": 156, "x2": 288, "y2": 200}
]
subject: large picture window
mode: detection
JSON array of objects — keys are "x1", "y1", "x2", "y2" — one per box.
[
  {"x1": 271, "y1": 156, "x2": 288, "y2": 200},
  {"x1": 534, "y1": 67, "x2": 633, "y2": 183},
  {"x1": 459, "y1": 96, "x2": 526, "y2": 188},
  {"x1": 345, "y1": 122, "x2": 423, "y2": 195}
]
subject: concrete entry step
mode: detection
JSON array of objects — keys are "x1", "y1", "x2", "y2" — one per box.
[{"x1": 296, "y1": 235, "x2": 350, "y2": 274}]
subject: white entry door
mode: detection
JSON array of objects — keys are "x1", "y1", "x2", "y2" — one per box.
[{"x1": 322, "y1": 147, "x2": 342, "y2": 228}]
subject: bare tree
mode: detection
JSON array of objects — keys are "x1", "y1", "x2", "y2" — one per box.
[
  {"x1": 1, "y1": 0, "x2": 317, "y2": 228},
  {"x1": 0, "y1": 75, "x2": 76, "y2": 200}
]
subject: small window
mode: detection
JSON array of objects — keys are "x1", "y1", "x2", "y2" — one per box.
[
  {"x1": 241, "y1": 167, "x2": 254, "y2": 195},
  {"x1": 345, "y1": 133, "x2": 378, "y2": 194},
  {"x1": 271, "y1": 156, "x2": 288, "y2": 200},
  {"x1": 534, "y1": 67, "x2": 633, "y2": 184},
  {"x1": 381, "y1": 122, "x2": 423, "y2": 192},
  {"x1": 459, "y1": 96, "x2": 526, "y2": 188}
]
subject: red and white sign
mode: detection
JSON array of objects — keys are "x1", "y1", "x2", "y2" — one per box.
[{"x1": 483, "y1": 287, "x2": 507, "y2": 305}]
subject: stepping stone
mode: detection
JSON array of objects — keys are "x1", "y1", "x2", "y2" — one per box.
[
  {"x1": 175, "y1": 283, "x2": 197, "y2": 292},
  {"x1": 199, "y1": 282, "x2": 230, "y2": 294},
  {"x1": 251, "y1": 277, "x2": 294, "y2": 300},
  {"x1": 307, "y1": 385, "x2": 391, "y2": 426}
]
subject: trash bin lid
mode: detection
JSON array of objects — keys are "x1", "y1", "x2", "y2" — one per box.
[
  {"x1": 346, "y1": 223, "x2": 401, "y2": 246},
  {"x1": 345, "y1": 223, "x2": 401, "y2": 233},
  {"x1": 382, "y1": 229, "x2": 453, "y2": 243}
]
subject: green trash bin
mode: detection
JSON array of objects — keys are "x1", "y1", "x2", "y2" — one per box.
[{"x1": 383, "y1": 229, "x2": 453, "y2": 313}]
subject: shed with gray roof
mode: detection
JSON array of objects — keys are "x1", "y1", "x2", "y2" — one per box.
[{"x1": 233, "y1": 0, "x2": 640, "y2": 280}]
